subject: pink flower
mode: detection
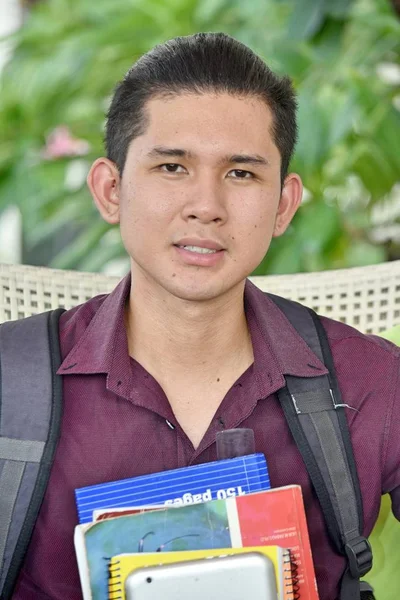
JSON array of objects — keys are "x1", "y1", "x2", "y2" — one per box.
[{"x1": 42, "y1": 126, "x2": 90, "y2": 159}]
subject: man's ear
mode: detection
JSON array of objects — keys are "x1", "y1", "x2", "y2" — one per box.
[
  {"x1": 272, "y1": 173, "x2": 303, "y2": 238},
  {"x1": 87, "y1": 158, "x2": 121, "y2": 225}
]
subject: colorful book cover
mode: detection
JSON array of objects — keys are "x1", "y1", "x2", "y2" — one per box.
[
  {"x1": 75, "y1": 453, "x2": 270, "y2": 524},
  {"x1": 74, "y1": 485, "x2": 318, "y2": 600},
  {"x1": 108, "y1": 547, "x2": 294, "y2": 600},
  {"x1": 94, "y1": 506, "x2": 164, "y2": 521}
]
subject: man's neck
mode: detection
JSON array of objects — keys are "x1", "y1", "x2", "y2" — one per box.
[{"x1": 125, "y1": 278, "x2": 253, "y2": 382}]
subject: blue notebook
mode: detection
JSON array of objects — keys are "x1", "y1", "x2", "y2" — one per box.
[{"x1": 75, "y1": 453, "x2": 270, "y2": 524}]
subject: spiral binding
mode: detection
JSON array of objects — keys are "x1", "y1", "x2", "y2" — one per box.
[
  {"x1": 288, "y1": 551, "x2": 301, "y2": 600},
  {"x1": 108, "y1": 557, "x2": 123, "y2": 600},
  {"x1": 282, "y1": 552, "x2": 294, "y2": 599}
]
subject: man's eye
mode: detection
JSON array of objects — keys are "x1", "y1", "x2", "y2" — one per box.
[
  {"x1": 159, "y1": 163, "x2": 186, "y2": 173},
  {"x1": 227, "y1": 169, "x2": 254, "y2": 179}
]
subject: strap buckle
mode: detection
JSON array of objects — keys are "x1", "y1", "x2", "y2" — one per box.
[{"x1": 344, "y1": 536, "x2": 373, "y2": 578}]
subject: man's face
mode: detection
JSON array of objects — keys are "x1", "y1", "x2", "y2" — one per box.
[{"x1": 111, "y1": 92, "x2": 301, "y2": 302}]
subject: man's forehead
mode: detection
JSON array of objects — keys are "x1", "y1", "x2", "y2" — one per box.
[
  {"x1": 144, "y1": 90, "x2": 272, "y2": 117},
  {"x1": 131, "y1": 92, "x2": 277, "y2": 160}
]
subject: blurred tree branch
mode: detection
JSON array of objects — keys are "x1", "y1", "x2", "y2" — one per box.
[{"x1": 390, "y1": 0, "x2": 400, "y2": 17}]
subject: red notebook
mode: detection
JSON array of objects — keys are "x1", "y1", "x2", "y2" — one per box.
[{"x1": 232, "y1": 485, "x2": 319, "y2": 599}]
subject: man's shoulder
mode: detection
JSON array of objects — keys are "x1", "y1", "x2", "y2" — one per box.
[
  {"x1": 257, "y1": 285, "x2": 400, "y2": 359},
  {"x1": 255, "y1": 286, "x2": 400, "y2": 361},
  {"x1": 318, "y1": 312, "x2": 400, "y2": 360}
]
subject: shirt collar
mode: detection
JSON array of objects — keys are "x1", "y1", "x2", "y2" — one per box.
[
  {"x1": 58, "y1": 275, "x2": 327, "y2": 398},
  {"x1": 58, "y1": 274, "x2": 134, "y2": 398}
]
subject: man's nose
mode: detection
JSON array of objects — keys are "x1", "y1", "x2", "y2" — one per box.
[{"x1": 181, "y1": 176, "x2": 228, "y2": 224}]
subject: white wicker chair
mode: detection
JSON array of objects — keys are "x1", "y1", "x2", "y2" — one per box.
[{"x1": 1, "y1": 261, "x2": 400, "y2": 333}]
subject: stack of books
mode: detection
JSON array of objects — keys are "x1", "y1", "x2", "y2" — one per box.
[{"x1": 74, "y1": 454, "x2": 319, "y2": 599}]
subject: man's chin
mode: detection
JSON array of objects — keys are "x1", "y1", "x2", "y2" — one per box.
[
  {"x1": 130, "y1": 262, "x2": 247, "y2": 303},
  {"x1": 165, "y1": 278, "x2": 246, "y2": 304}
]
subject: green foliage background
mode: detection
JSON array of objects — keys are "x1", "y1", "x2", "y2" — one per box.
[
  {"x1": 0, "y1": 0, "x2": 399, "y2": 273},
  {"x1": 364, "y1": 324, "x2": 400, "y2": 600}
]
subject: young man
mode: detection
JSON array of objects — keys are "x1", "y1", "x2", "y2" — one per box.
[{"x1": 10, "y1": 33, "x2": 400, "y2": 600}]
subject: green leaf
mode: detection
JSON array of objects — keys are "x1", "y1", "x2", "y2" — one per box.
[
  {"x1": 254, "y1": 229, "x2": 303, "y2": 275},
  {"x1": 286, "y1": 0, "x2": 327, "y2": 41},
  {"x1": 295, "y1": 200, "x2": 342, "y2": 253},
  {"x1": 294, "y1": 86, "x2": 331, "y2": 183},
  {"x1": 343, "y1": 240, "x2": 387, "y2": 267},
  {"x1": 49, "y1": 219, "x2": 110, "y2": 270},
  {"x1": 326, "y1": 0, "x2": 354, "y2": 18}
]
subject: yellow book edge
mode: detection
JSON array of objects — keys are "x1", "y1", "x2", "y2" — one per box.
[{"x1": 108, "y1": 545, "x2": 294, "y2": 600}]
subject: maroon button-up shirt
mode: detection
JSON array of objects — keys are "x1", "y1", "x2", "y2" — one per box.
[{"x1": 12, "y1": 276, "x2": 400, "y2": 600}]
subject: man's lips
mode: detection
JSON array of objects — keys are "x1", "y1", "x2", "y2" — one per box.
[
  {"x1": 173, "y1": 242, "x2": 226, "y2": 266},
  {"x1": 174, "y1": 238, "x2": 225, "y2": 251}
]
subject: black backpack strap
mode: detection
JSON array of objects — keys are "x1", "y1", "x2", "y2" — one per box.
[
  {"x1": 0, "y1": 308, "x2": 65, "y2": 599},
  {"x1": 268, "y1": 294, "x2": 373, "y2": 600}
]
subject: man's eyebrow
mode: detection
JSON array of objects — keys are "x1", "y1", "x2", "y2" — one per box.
[
  {"x1": 225, "y1": 154, "x2": 269, "y2": 167},
  {"x1": 146, "y1": 147, "x2": 269, "y2": 166},
  {"x1": 146, "y1": 146, "x2": 194, "y2": 159}
]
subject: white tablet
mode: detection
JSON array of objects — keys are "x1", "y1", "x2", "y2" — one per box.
[{"x1": 125, "y1": 552, "x2": 278, "y2": 600}]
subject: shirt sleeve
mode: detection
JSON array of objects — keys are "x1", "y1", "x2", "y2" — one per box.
[{"x1": 382, "y1": 358, "x2": 400, "y2": 521}]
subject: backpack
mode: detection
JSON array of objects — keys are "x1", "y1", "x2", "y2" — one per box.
[{"x1": 0, "y1": 299, "x2": 374, "y2": 600}]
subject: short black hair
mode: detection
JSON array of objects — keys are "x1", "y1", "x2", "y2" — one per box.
[{"x1": 106, "y1": 32, "x2": 298, "y2": 182}]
